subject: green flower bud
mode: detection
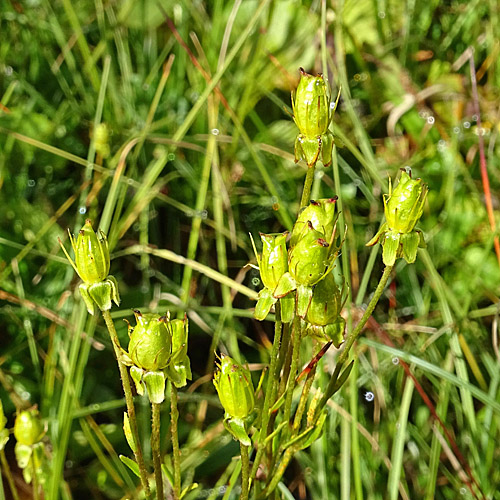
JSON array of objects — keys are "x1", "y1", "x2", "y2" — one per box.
[
  {"x1": 94, "y1": 123, "x2": 110, "y2": 159},
  {"x1": 366, "y1": 169, "x2": 428, "y2": 266},
  {"x1": 128, "y1": 311, "x2": 172, "y2": 371},
  {"x1": 64, "y1": 219, "x2": 110, "y2": 284},
  {"x1": 384, "y1": 170, "x2": 428, "y2": 233},
  {"x1": 306, "y1": 274, "x2": 342, "y2": 326},
  {"x1": 14, "y1": 408, "x2": 44, "y2": 446},
  {"x1": 259, "y1": 232, "x2": 288, "y2": 291},
  {"x1": 291, "y1": 198, "x2": 338, "y2": 247},
  {"x1": 59, "y1": 220, "x2": 120, "y2": 314},
  {"x1": 292, "y1": 69, "x2": 331, "y2": 137},
  {"x1": 289, "y1": 222, "x2": 331, "y2": 286},
  {"x1": 166, "y1": 316, "x2": 192, "y2": 388},
  {"x1": 213, "y1": 355, "x2": 254, "y2": 420}
]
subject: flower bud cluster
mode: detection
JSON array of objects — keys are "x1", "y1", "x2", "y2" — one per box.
[
  {"x1": 59, "y1": 219, "x2": 120, "y2": 315},
  {"x1": 120, "y1": 311, "x2": 192, "y2": 404},
  {"x1": 253, "y1": 198, "x2": 345, "y2": 346},
  {"x1": 367, "y1": 169, "x2": 428, "y2": 266},
  {"x1": 292, "y1": 68, "x2": 338, "y2": 168},
  {"x1": 13, "y1": 408, "x2": 46, "y2": 484},
  {"x1": 213, "y1": 354, "x2": 254, "y2": 446}
]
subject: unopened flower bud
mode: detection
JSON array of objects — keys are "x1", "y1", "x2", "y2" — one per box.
[
  {"x1": 293, "y1": 69, "x2": 331, "y2": 137},
  {"x1": 213, "y1": 355, "x2": 254, "y2": 420},
  {"x1": 128, "y1": 311, "x2": 172, "y2": 372},
  {"x1": 259, "y1": 232, "x2": 288, "y2": 291},
  {"x1": 14, "y1": 409, "x2": 44, "y2": 447},
  {"x1": 306, "y1": 274, "x2": 342, "y2": 326},
  {"x1": 289, "y1": 223, "x2": 331, "y2": 286},
  {"x1": 166, "y1": 316, "x2": 192, "y2": 388},
  {"x1": 384, "y1": 170, "x2": 428, "y2": 234},
  {"x1": 366, "y1": 169, "x2": 428, "y2": 266},
  {"x1": 59, "y1": 220, "x2": 119, "y2": 315},
  {"x1": 291, "y1": 198, "x2": 338, "y2": 247}
]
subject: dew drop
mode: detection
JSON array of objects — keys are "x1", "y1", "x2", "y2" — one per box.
[
  {"x1": 427, "y1": 116, "x2": 435, "y2": 125},
  {"x1": 459, "y1": 487, "x2": 467, "y2": 495},
  {"x1": 364, "y1": 391, "x2": 374, "y2": 402},
  {"x1": 4, "y1": 66, "x2": 13, "y2": 76},
  {"x1": 251, "y1": 277, "x2": 261, "y2": 287},
  {"x1": 27, "y1": 179, "x2": 36, "y2": 187},
  {"x1": 211, "y1": 128, "x2": 220, "y2": 136},
  {"x1": 453, "y1": 126, "x2": 460, "y2": 134},
  {"x1": 330, "y1": 102, "x2": 336, "y2": 110},
  {"x1": 392, "y1": 357, "x2": 400, "y2": 365},
  {"x1": 79, "y1": 206, "x2": 87, "y2": 214},
  {"x1": 378, "y1": 11, "x2": 386, "y2": 18},
  {"x1": 463, "y1": 121, "x2": 471, "y2": 129}
]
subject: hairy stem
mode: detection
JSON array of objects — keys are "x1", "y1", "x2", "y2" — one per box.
[
  {"x1": 320, "y1": 265, "x2": 393, "y2": 408},
  {"x1": 250, "y1": 301, "x2": 282, "y2": 482},
  {"x1": 300, "y1": 165, "x2": 316, "y2": 208},
  {"x1": 283, "y1": 314, "x2": 302, "y2": 434},
  {"x1": 101, "y1": 309, "x2": 151, "y2": 499},
  {"x1": 151, "y1": 403, "x2": 163, "y2": 500},
  {"x1": 31, "y1": 454, "x2": 39, "y2": 500},
  {"x1": 170, "y1": 384, "x2": 181, "y2": 500},
  {"x1": 240, "y1": 443, "x2": 250, "y2": 500}
]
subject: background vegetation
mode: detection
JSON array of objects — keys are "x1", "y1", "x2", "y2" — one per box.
[{"x1": 1, "y1": 0, "x2": 499, "y2": 499}]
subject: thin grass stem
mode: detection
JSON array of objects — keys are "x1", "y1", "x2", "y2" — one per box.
[
  {"x1": 101, "y1": 310, "x2": 151, "y2": 500},
  {"x1": 170, "y1": 384, "x2": 181, "y2": 500},
  {"x1": 0, "y1": 450, "x2": 19, "y2": 500},
  {"x1": 152, "y1": 403, "x2": 164, "y2": 500},
  {"x1": 240, "y1": 443, "x2": 250, "y2": 500}
]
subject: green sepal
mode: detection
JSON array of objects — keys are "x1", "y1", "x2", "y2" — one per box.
[
  {"x1": 129, "y1": 365, "x2": 144, "y2": 395},
  {"x1": 119, "y1": 455, "x2": 140, "y2": 477},
  {"x1": 324, "y1": 317, "x2": 345, "y2": 347},
  {"x1": 417, "y1": 229, "x2": 426, "y2": 248},
  {"x1": 296, "y1": 284, "x2": 313, "y2": 318},
  {"x1": 280, "y1": 294, "x2": 295, "y2": 323},
  {"x1": 15, "y1": 442, "x2": 31, "y2": 470},
  {"x1": 382, "y1": 232, "x2": 401, "y2": 266},
  {"x1": 180, "y1": 483, "x2": 200, "y2": 499},
  {"x1": 143, "y1": 370, "x2": 167, "y2": 404},
  {"x1": 320, "y1": 131, "x2": 334, "y2": 167},
  {"x1": 79, "y1": 283, "x2": 97, "y2": 315},
  {"x1": 224, "y1": 417, "x2": 251, "y2": 446},
  {"x1": 366, "y1": 222, "x2": 388, "y2": 247},
  {"x1": 401, "y1": 231, "x2": 420, "y2": 264},
  {"x1": 123, "y1": 413, "x2": 137, "y2": 453},
  {"x1": 254, "y1": 287, "x2": 276, "y2": 321},
  {"x1": 88, "y1": 276, "x2": 120, "y2": 312},
  {"x1": 274, "y1": 272, "x2": 296, "y2": 298},
  {"x1": 295, "y1": 135, "x2": 321, "y2": 167}
]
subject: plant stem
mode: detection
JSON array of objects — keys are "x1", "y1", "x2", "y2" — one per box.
[
  {"x1": 101, "y1": 309, "x2": 151, "y2": 499},
  {"x1": 300, "y1": 166, "x2": 316, "y2": 208},
  {"x1": 320, "y1": 265, "x2": 393, "y2": 408},
  {"x1": 250, "y1": 301, "x2": 282, "y2": 481},
  {"x1": 151, "y1": 403, "x2": 163, "y2": 500},
  {"x1": 170, "y1": 383, "x2": 181, "y2": 500},
  {"x1": 283, "y1": 314, "x2": 302, "y2": 433},
  {"x1": 0, "y1": 450, "x2": 19, "y2": 500},
  {"x1": 31, "y1": 454, "x2": 39, "y2": 500},
  {"x1": 240, "y1": 443, "x2": 250, "y2": 500},
  {"x1": 293, "y1": 364, "x2": 316, "y2": 432},
  {"x1": 261, "y1": 446, "x2": 295, "y2": 498}
]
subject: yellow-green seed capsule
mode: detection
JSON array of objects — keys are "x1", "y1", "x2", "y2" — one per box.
[
  {"x1": 94, "y1": 123, "x2": 110, "y2": 159},
  {"x1": 289, "y1": 223, "x2": 331, "y2": 286},
  {"x1": 384, "y1": 170, "x2": 428, "y2": 234},
  {"x1": 259, "y1": 232, "x2": 288, "y2": 291},
  {"x1": 292, "y1": 69, "x2": 331, "y2": 137},
  {"x1": 128, "y1": 311, "x2": 172, "y2": 372},
  {"x1": 213, "y1": 355, "x2": 254, "y2": 420},
  {"x1": 166, "y1": 316, "x2": 192, "y2": 388},
  {"x1": 306, "y1": 274, "x2": 342, "y2": 326},
  {"x1": 291, "y1": 197, "x2": 338, "y2": 247},
  {"x1": 14, "y1": 409, "x2": 44, "y2": 447}
]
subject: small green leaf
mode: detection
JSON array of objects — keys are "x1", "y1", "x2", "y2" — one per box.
[
  {"x1": 119, "y1": 455, "x2": 140, "y2": 477},
  {"x1": 225, "y1": 417, "x2": 251, "y2": 446},
  {"x1": 130, "y1": 365, "x2": 144, "y2": 395},
  {"x1": 274, "y1": 272, "x2": 296, "y2": 298},
  {"x1": 280, "y1": 294, "x2": 295, "y2": 323}
]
